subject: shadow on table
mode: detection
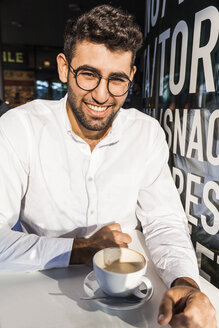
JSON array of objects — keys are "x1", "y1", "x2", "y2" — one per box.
[{"x1": 42, "y1": 265, "x2": 153, "y2": 328}]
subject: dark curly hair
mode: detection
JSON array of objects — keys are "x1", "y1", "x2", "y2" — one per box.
[{"x1": 64, "y1": 5, "x2": 143, "y2": 66}]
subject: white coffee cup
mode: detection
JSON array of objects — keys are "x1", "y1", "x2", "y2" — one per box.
[{"x1": 93, "y1": 247, "x2": 150, "y2": 298}]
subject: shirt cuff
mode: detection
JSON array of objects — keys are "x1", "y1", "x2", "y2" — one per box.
[
  {"x1": 42, "y1": 237, "x2": 74, "y2": 270},
  {"x1": 158, "y1": 262, "x2": 200, "y2": 289}
]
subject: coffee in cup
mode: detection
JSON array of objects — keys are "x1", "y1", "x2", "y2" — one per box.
[
  {"x1": 93, "y1": 247, "x2": 149, "y2": 298},
  {"x1": 104, "y1": 259, "x2": 143, "y2": 273}
]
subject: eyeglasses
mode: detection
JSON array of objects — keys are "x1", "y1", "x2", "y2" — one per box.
[{"x1": 68, "y1": 64, "x2": 132, "y2": 97}]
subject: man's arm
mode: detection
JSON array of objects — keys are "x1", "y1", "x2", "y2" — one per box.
[
  {"x1": 0, "y1": 228, "x2": 73, "y2": 271},
  {"x1": 135, "y1": 122, "x2": 216, "y2": 327},
  {"x1": 0, "y1": 113, "x2": 72, "y2": 272},
  {"x1": 136, "y1": 123, "x2": 200, "y2": 287}
]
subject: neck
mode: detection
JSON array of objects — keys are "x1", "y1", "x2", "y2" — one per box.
[{"x1": 66, "y1": 101, "x2": 111, "y2": 151}]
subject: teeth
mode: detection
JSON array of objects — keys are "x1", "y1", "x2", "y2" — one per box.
[{"x1": 87, "y1": 104, "x2": 108, "y2": 112}]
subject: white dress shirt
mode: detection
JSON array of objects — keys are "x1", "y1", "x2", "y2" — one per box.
[{"x1": 0, "y1": 95, "x2": 199, "y2": 287}]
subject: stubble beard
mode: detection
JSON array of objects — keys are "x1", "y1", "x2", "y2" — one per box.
[{"x1": 67, "y1": 85, "x2": 120, "y2": 132}]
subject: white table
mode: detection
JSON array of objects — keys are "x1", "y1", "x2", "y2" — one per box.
[{"x1": 0, "y1": 231, "x2": 218, "y2": 328}]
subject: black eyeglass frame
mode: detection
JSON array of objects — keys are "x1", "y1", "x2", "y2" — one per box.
[{"x1": 68, "y1": 64, "x2": 133, "y2": 97}]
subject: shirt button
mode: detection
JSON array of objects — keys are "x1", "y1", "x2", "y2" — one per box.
[
  {"x1": 90, "y1": 210, "x2": 94, "y2": 215},
  {"x1": 88, "y1": 177, "x2": 93, "y2": 182}
]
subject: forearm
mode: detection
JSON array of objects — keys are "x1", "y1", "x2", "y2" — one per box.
[
  {"x1": 70, "y1": 237, "x2": 93, "y2": 265},
  {"x1": 0, "y1": 228, "x2": 73, "y2": 272},
  {"x1": 143, "y1": 223, "x2": 200, "y2": 288},
  {"x1": 137, "y1": 160, "x2": 200, "y2": 287}
]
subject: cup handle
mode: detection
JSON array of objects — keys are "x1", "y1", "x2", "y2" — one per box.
[{"x1": 132, "y1": 276, "x2": 153, "y2": 299}]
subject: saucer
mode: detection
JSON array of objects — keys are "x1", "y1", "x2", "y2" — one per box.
[{"x1": 83, "y1": 271, "x2": 153, "y2": 310}]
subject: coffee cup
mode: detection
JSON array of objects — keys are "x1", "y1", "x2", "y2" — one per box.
[{"x1": 93, "y1": 247, "x2": 150, "y2": 298}]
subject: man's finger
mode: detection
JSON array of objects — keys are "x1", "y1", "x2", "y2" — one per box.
[
  {"x1": 158, "y1": 294, "x2": 174, "y2": 326},
  {"x1": 106, "y1": 223, "x2": 122, "y2": 231},
  {"x1": 119, "y1": 242, "x2": 129, "y2": 248},
  {"x1": 103, "y1": 223, "x2": 132, "y2": 244},
  {"x1": 113, "y1": 231, "x2": 132, "y2": 244}
]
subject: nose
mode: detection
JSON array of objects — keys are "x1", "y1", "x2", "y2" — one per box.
[{"x1": 91, "y1": 78, "x2": 110, "y2": 104}]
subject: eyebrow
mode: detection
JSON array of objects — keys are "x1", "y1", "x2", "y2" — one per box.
[{"x1": 75, "y1": 65, "x2": 130, "y2": 80}]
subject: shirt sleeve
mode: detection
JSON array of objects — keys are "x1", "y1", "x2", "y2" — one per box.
[
  {"x1": 136, "y1": 122, "x2": 200, "y2": 288},
  {"x1": 0, "y1": 112, "x2": 73, "y2": 272}
]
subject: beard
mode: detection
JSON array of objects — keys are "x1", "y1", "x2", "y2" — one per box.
[{"x1": 67, "y1": 84, "x2": 120, "y2": 132}]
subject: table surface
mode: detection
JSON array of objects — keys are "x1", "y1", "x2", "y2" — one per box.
[{"x1": 0, "y1": 230, "x2": 218, "y2": 328}]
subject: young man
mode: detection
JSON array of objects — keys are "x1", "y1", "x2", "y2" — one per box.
[{"x1": 0, "y1": 5, "x2": 216, "y2": 327}]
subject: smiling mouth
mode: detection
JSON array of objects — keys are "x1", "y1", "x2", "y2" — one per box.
[{"x1": 86, "y1": 103, "x2": 109, "y2": 112}]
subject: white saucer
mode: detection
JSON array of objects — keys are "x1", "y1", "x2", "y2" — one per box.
[{"x1": 83, "y1": 271, "x2": 153, "y2": 310}]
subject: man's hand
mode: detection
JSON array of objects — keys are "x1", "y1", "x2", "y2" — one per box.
[
  {"x1": 158, "y1": 277, "x2": 217, "y2": 328},
  {"x1": 70, "y1": 223, "x2": 132, "y2": 266}
]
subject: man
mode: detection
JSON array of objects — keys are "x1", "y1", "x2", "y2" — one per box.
[{"x1": 0, "y1": 5, "x2": 216, "y2": 327}]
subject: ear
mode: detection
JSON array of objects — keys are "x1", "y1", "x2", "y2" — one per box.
[
  {"x1": 57, "y1": 53, "x2": 68, "y2": 83},
  {"x1": 130, "y1": 65, "x2": 137, "y2": 81}
]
